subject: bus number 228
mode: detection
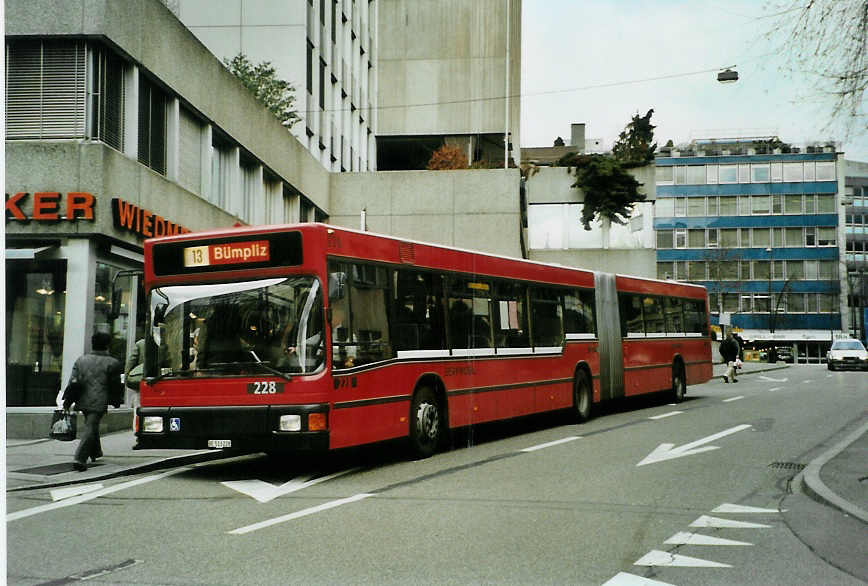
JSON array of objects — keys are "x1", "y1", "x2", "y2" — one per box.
[{"x1": 247, "y1": 382, "x2": 285, "y2": 394}]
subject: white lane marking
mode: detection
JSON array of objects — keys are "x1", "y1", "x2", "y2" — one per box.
[
  {"x1": 689, "y1": 515, "x2": 771, "y2": 528},
  {"x1": 648, "y1": 411, "x2": 683, "y2": 420},
  {"x1": 723, "y1": 396, "x2": 744, "y2": 402},
  {"x1": 663, "y1": 531, "x2": 753, "y2": 546},
  {"x1": 712, "y1": 503, "x2": 784, "y2": 514},
  {"x1": 228, "y1": 493, "x2": 374, "y2": 535},
  {"x1": 768, "y1": 387, "x2": 781, "y2": 392},
  {"x1": 520, "y1": 436, "x2": 580, "y2": 452},
  {"x1": 803, "y1": 380, "x2": 813, "y2": 384},
  {"x1": 602, "y1": 572, "x2": 676, "y2": 585},
  {"x1": 221, "y1": 468, "x2": 359, "y2": 503},
  {"x1": 50, "y1": 483, "x2": 104, "y2": 501},
  {"x1": 8, "y1": 468, "x2": 189, "y2": 522},
  {"x1": 637, "y1": 424, "x2": 752, "y2": 466},
  {"x1": 634, "y1": 550, "x2": 731, "y2": 568},
  {"x1": 759, "y1": 375, "x2": 787, "y2": 382}
]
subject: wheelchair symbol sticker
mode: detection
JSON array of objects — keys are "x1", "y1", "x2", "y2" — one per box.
[{"x1": 170, "y1": 418, "x2": 181, "y2": 432}]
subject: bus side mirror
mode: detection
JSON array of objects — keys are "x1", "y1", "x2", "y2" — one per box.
[
  {"x1": 109, "y1": 289, "x2": 123, "y2": 320},
  {"x1": 153, "y1": 303, "x2": 168, "y2": 325}
]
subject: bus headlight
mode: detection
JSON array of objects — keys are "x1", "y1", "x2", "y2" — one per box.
[
  {"x1": 279, "y1": 414, "x2": 301, "y2": 432},
  {"x1": 142, "y1": 416, "x2": 164, "y2": 433}
]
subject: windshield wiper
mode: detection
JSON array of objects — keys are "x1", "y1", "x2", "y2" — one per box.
[{"x1": 203, "y1": 357, "x2": 293, "y2": 381}]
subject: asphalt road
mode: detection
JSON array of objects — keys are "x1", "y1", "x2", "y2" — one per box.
[{"x1": 7, "y1": 365, "x2": 867, "y2": 585}]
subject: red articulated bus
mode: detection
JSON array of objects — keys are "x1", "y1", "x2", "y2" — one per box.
[{"x1": 135, "y1": 223, "x2": 712, "y2": 457}]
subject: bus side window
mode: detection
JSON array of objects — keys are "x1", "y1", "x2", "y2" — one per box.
[
  {"x1": 393, "y1": 270, "x2": 445, "y2": 352},
  {"x1": 327, "y1": 261, "x2": 352, "y2": 367},
  {"x1": 530, "y1": 287, "x2": 564, "y2": 347},
  {"x1": 684, "y1": 299, "x2": 707, "y2": 334},
  {"x1": 348, "y1": 264, "x2": 391, "y2": 366},
  {"x1": 564, "y1": 288, "x2": 596, "y2": 336},
  {"x1": 492, "y1": 282, "x2": 529, "y2": 348},
  {"x1": 620, "y1": 293, "x2": 644, "y2": 337},
  {"x1": 643, "y1": 296, "x2": 665, "y2": 335},
  {"x1": 664, "y1": 297, "x2": 684, "y2": 334},
  {"x1": 447, "y1": 277, "x2": 493, "y2": 349}
]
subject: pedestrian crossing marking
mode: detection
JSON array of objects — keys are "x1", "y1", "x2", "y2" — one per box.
[
  {"x1": 664, "y1": 531, "x2": 753, "y2": 546},
  {"x1": 712, "y1": 503, "x2": 784, "y2": 514},
  {"x1": 689, "y1": 515, "x2": 771, "y2": 528}
]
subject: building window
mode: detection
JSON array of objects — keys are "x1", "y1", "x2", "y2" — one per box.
[
  {"x1": 804, "y1": 162, "x2": 815, "y2": 181},
  {"x1": 706, "y1": 165, "x2": 718, "y2": 184},
  {"x1": 719, "y1": 165, "x2": 737, "y2": 183},
  {"x1": 707, "y1": 228, "x2": 719, "y2": 247},
  {"x1": 817, "y1": 194, "x2": 835, "y2": 213},
  {"x1": 805, "y1": 226, "x2": 816, "y2": 246},
  {"x1": 656, "y1": 166, "x2": 673, "y2": 184},
  {"x1": 752, "y1": 227, "x2": 770, "y2": 248},
  {"x1": 687, "y1": 198, "x2": 706, "y2": 216},
  {"x1": 685, "y1": 166, "x2": 705, "y2": 184},
  {"x1": 751, "y1": 163, "x2": 770, "y2": 182},
  {"x1": 688, "y1": 229, "x2": 705, "y2": 248},
  {"x1": 306, "y1": 41, "x2": 314, "y2": 95},
  {"x1": 784, "y1": 194, "x2": 802, "y2": 214},
  {"x1": 656, "y1": 230, "x2": 673, "y2": 249},
  {"x1": 91, "y1": 46, "x2": 125, "y2": 151},
  {"x1": 772, "y1": 194, "x2": 783, "y2": 214},
  {"x1": 6, "y1": 39, "x2": 87, "y2": 139},
  {"x1": 815, "y1": 161, "x2": 836, "y2": 181},
  {"x1": 739, "y1": 164, "x2": 750, "y2": 183},
  {"x1": 209, "y1": 136, "x2": 233, "y2": 209},
  {"x1": 674, "y1": 198, "x2": 687, "y2": 217},
  {"x1": 720, "y1": 228, "x2": 738, "y2": 248},
  {"x1": 739, "y1": 195, "x2": 751, "y2": 216},
  {"x1": 319, "y1": 58, "x2": 326, "y2": 110},
  {"x1": 783, "y1": 162, "x2": 803, "y2": 182},
  {"x1": 752, "y1": 195, "x2": 770, "y2": 214},
  {"x1": 770, "y1": 162, "x2": 782, "y2": 182},
  {"x1": 674, "y1": 228, "x2": 687, "y2": 248},
  {"x1": 719, "y1": 196, "x2": 737, "y2": 215},
  {"x1": 817, "y1": 227, "x2": 836, "y2": 246},
  {"x1": 178, "y1": 107, "x2": 204, "y2": 195},
  {"x1": 138, "y1": 73, "x2": 167, "y2": 174}
]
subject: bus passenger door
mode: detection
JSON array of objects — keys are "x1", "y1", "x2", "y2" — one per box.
[{"x1": 594, "y1": 272, "x2": 624, "y2": 401}]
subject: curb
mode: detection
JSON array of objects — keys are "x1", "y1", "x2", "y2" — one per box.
[
  {"x1": 795, "y1": 419, "x2": 868, "y2": 524},
  {"x1": 6, "y1": 449, "x2": 234, "y2": 493}
]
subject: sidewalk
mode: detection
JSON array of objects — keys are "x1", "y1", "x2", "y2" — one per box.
[
  {"x1": 5, "y1": 430, "x2": 226, "y2": 492},
  {"x1": 6, "y1": 363, "x2": 866, "y2": 528}
]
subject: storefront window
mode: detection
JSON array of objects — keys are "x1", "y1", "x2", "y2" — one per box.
[{"x1": 6, "y1": 260, "x2": 67, "y2": 406}]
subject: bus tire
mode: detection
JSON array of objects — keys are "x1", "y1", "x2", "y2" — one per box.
[
  {"x1": 409, "y1": 386, "x2": 444, "y2": 458},
  {"x1": 573, "y1": 369, "x2": 592, "y2": 423},
  {"x1": 671, "y1": 363, "x2": 686, "y2": 403}
]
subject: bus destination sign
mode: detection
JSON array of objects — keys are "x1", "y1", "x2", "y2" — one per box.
[{"x1": 183, "y1": 240, "x2": 270, "y2": 267}]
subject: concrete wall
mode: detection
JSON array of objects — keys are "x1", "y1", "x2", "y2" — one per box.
[
  {"x1": 328, "y1": 168, "x2": 523, "y2": 258},
  {"x1": 377, "y1": 0, "x2": 521, "y2": 149},
  {"x1": 6, "y1": 0, "x2": 331, "y2": 214},
  {"x1": 523, "y1": 164, "x2": 658, "y2": 277}
]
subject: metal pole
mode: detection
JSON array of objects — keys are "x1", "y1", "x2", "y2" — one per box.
[{"x1": 504, "y1": 0, "x2": 510, "y2": 170}]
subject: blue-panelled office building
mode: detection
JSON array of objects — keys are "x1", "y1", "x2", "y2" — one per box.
[{"x1": 653, "y1": 138, "x2": 845, "y2": 363}]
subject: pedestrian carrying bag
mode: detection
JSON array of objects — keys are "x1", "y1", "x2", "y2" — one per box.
[{"x1": 50, "y1": 409, "x2": 77, "y2": 441}]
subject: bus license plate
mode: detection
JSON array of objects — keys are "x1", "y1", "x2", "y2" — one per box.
[{"x1": 207, "y1": 439, "x2": 232, "y2": 449}]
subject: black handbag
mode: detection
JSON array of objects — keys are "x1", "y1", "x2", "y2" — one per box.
[
  {"x1": 62, "y1": 378, "x2": 83, "y2": 406},
  {"x1": 50, "y1": 409, "x2": 77, "y2": 441}
]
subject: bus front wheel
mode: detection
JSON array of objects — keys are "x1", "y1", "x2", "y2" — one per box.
[
  {"x1": 573, "y1": 370, "x2": 592, "y2": 423},
  {"x1": 409, "y1": 386, "x2": 444, "y2": 458}
]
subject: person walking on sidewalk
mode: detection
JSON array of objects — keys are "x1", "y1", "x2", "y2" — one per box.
[
  {"x1": 719, "y1": 332, "x2": 740, "y2": 384},
  {"x1": 64, "y1": 332, "x2": 124, "y2": 471}
]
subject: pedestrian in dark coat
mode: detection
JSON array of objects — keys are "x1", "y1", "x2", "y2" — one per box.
[
  {"x1": 719, "y1": 332, "x2": 740, "y2": 384},
  {"x1": 64, "y1": 332, "x2": 123, "y2": 471}
]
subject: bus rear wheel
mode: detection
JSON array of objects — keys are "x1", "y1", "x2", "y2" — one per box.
[
  {"x1": 671, "y1": 364, "x2": 686, "y2": 403},
  {"x1": 409, "y1": 386, "x2": 444, "y2": 458},
  {"x1": 573, "y1": 370, "x2": 592, "y2": 423}
]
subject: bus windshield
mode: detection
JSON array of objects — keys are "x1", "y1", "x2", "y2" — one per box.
[{"x1": 147, "y1": 276, "x2": 324, "y2": 378}]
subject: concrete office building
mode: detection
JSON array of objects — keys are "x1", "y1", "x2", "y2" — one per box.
[
  {"x1": 376, "y1": 0, "x2": 522, "y2": 170},
  {"x1": 843, "y1": 160, "x2": 868, "y2": 342},
  {"x1": 171, "y1": 0, "x2": 377, "y2": 172},
  {"x1": 5, "y1": 0, "x2": 522, "y2": 423},
  {"x1": 654, "y1": 137, "x2": 846, "y2": 362},
  {"x1": 173, "y1": 0, "x2": 521, "y2": 171}
]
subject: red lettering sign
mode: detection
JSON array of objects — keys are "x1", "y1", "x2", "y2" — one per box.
[
  {"x1": 111, "y1": 198, "x2": 191, "y2": 240},
  {"x1": 5, "y1": 191, "x2": 94, "y2": 222}
]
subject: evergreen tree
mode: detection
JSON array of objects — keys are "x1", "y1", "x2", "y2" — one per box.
[
  {"x1": 224, "y1": 53, "x2": 300, "y2": 129},
  {"x1": 612, "y1": 108, "x2": 657, "y2": 167}
]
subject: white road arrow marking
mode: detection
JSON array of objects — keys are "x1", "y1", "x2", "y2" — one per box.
[
  {"x1": 229, "y1": 493, "x2": 374, "y2": 534},
  {"x1": 648, "y1": 411, "x2": 683, "y2": 420},
  {"x1": 636, "y1": 424, "x2": 752, "y2": 466},
  {"x1": 634, "y1": 550, "x2": 731, "y2": 568},
  {"x1": 723, "y1": 395, "x2": 744, "y2": 402},
  {"x1": 689, "y1": 515, "x2": 771, "y2": 528},
  {"x1": 712, "y1": 503, "x2": 783, "y2": 514},
  {"x1": 521, "y1": 436, "x2": 580, "y2": 452},
  {"x1": 602, "y1": 572, "x2": 676, "y2": 585},
  {"x1": 222, "y1": 468, "x2": 357, "y2": 503},
  {"x1": 759, "y1": 375, "x2": 787, "y2": 382},
  {"x1": 664, "y1": 531, "x2": 753, "y2": 546},
  {"x1": 50, "y1": 483, "x2": 104, "y2": 501}
]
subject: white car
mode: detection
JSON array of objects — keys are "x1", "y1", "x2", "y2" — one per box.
[{"x1": 826, "y1": 339, "x2": 868, "y2": 371}]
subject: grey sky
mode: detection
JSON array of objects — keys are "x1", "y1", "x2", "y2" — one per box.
[{"x1": 520, "y1": 0, "x2": 868, "y2": 161}]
